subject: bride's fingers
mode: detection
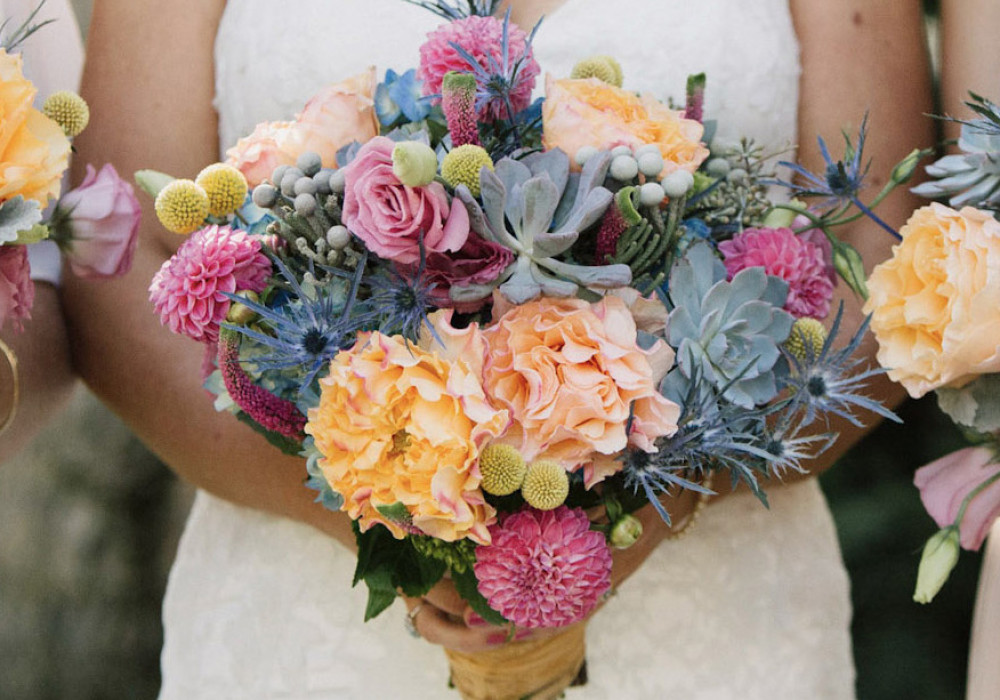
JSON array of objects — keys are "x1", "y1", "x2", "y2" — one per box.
[
  {"x1": 405, "y1": 598, "x2": 544, "y2": 654},
  {"x1": 422, "y1": 579, "x2": 467, "y2": 618}
]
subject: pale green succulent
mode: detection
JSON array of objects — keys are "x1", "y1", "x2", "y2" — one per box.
[
  {"x1": 661, "y1": 241, "x2": 794, "y2": 408},
  {"x1": 452, "y1": 148, "x2": 632, "y2": 304},
  {"x1": 936, "y1": 373, "x2": 1000, "y2": 435},
  {"x1": 911, "y1": 121, "x2": 1000, "y2": 209}
]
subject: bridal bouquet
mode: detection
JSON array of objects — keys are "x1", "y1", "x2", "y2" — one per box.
[
  {"x1": 0, "y1": 4, "x2": 140, "y2": 332},
  {"x1": 863, "y1": 93, "x2": 1000, "y2": 604},
  {"x1": 142, "y1": 1, "x2": 907, "y2": 696}
]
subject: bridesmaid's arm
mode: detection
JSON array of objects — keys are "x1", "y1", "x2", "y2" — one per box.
[
  {"x1": 789, "y1": 0, "x2": 935, "y2": 470},
  {"x1": 60, "y1": 0, "x2": 357, "y2": 546},
  {"x1": 940, "y1": 0, "x2": 1000, "y2": 139}
]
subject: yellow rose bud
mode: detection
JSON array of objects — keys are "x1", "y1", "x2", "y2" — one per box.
[{"x1": 392, "y1": 141, "x2": 439, "y2": 188}]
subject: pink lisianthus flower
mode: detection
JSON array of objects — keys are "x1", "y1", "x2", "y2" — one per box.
[
  {"x1": 341, "y1": 136, "x2": 469, "y2": 265},
  {"x1": 474, "y1": 506, "x2": 612, "y2": 629},
  {"x1": 148, "y1": 225, "x2": 271, "y2": 343},
  {"x1": 417, "y1": 15, "x2": 540, "y2": 122},
  {"x1": 0, "y1": 244, "x2": 33, "y2": 331},
  {"x1": 719, "y1": 226, "x2": 834, "y2": 319},
  {"x1": 411, "y1": 231, "x2": 514, "y2": 312},
  {"x1": 52, "y1": 164, "x2": 140, "y2": 279},
  {"x1": 915, "y1": 446, "x2": 1000, "y2": 551}
]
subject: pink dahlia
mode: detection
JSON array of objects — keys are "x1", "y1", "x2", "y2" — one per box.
[
  {"x1": 149, "y1": 225, "x2": 271, "y2": 343},
  {"x1": 417, "y1": 15, "x2": 540, "y2": 122},
  {"x1": 474, "y1": 506, "x2": 612, "y2": 629},
  {"x1": 719, "y1": 226, "x2": 834, "y2": 319},
  {"x1": 0, "y1": 244, "x2": 33, "y2": 332}
]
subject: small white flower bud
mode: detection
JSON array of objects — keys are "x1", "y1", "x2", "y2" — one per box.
[
  {"x1": 610, "y1": 155, "x2": 639, "y2": 182},
  {"x1": 638, "y1": 182, "x2": 665, "y2": 206},
  {"x1": 662, "y1": 170, "x2": 695, "y2": 199},
  {"x1": 574, "y1": 146, "x2": 600, "y2": 167}
]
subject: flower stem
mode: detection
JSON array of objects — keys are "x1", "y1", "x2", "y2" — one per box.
[{"x1": 953, "y1": 469, "x2": 1000, "y2": 529}]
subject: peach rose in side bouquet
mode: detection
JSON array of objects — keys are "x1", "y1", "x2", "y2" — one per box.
[
  {"x1": 306, "y1": 314, "x2": 509, "y2": 544},
  {"x1": 542, "y1": 76, "x2": 709, "y2": 177},
  {"x1": 481, "y1": 294, "x2": 680, "y2": 485},
  {"x1": 864, "y1": 203, "x2": 1000, "y2": 398},
  {"x1": 341, "y1": 136, "x2": 469, "y2": 265},
  {"x1": 225, "y1": 69, "x2": 379, "y2": 186},
  {"x1": 0, "y1": 49, "x2": 71, "y2": 204}
]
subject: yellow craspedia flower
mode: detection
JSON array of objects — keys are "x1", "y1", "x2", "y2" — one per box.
[
  {"x1": 478, "y1": 443, "x2": 527, "y2": 496},
  {"x1": 41, "y1": 90, "x2": 89, "y2": 138},
  {"x1": 521, "y1": 460, "x2": 569, "y2": 511},
  {"x1": 195, "y1": 163, "x2": 248, "y2": 217},
  {"x1": 570, "y1": 55, "x2": 623, "y2": 87},
  {"x1": 441, "y1": 144, "x2": 493, "y2": 197},
  {"x1": 155, "y1": 179, "x2": 210, "y2": 235},
  {"x1": 784, "y1": 317, "x2": 828, "y2": 364}
]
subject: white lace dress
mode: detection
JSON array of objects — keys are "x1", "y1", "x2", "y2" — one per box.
[{"x1": 159, "y1": 1, "x2": 856, "y2": 697}]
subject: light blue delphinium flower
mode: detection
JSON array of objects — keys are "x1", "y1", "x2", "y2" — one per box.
[
  {"x1": 911, "y1": 94, "x2": 1000, "y2": 210},
  {"x1": 375, "y1": 69, "x2": 432, "y2": 128}
]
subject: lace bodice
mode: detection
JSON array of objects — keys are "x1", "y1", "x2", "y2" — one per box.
[{"x1": 160, "y1": 2, "x2": 855, "y2": 698}]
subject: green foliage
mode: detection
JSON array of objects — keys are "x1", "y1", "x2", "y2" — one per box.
[{"x1": 451, "y1": 566, "x2": 508, "y2": 627}]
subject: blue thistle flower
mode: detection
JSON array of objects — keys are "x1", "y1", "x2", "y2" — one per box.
[
  {"x1": 771, "y1": 114, "x2": 900, "y2": 240},
  {"x1": 401, "y1": 0, "x2": 501, "y2": 19},
  {"x1": 779, "y1": 304, "x2": 901, "y2": 429},
  {"x1": 357, "y1": 241, "x2": 441, "y2": 346},
  {"x1": 448, "y1": 9, "x2": 540, "y2": 123},
  {"x1": 222, "y1": 254, "x2": 367, "y2": 393}
]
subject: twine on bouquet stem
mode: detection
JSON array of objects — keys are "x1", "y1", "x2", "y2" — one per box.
[{"x1": 0, "y1": 338, "x2": 19, "y2": 436}]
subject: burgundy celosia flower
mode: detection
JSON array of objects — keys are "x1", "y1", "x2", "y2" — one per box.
[
  {"x1": 417, "y1": 15, "x2": 540, "y2": 122},
  {"x1": 149, "y1": 224, "x2": 270, "y2": 342},
  {"x1": 0, "y1": 244, "x2": 33, "y2": 332},
  {"x1": 474, "y1": 506, "x2": 612, "y2": 629},
  {"x1": 719, "y1": 226, "x2": 834, "y2": 319}
]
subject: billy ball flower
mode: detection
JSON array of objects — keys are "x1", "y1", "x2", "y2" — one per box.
[
  {"x1": 155, "y1": 179, "x2": 210, "y2": 235},
  {"x1": 570, "y1": 55, "x2": 623, "y2": 87},
  {"x1": 195, "y1": 163, "x2": 248, "y2": 217},
  {"x1": 148, "y1": 224, "x2": 271, "y2": 343},
  {"x1": 41, "y1": 90, "x2": 89, "y2": 138},
  {"x1": 784, "y1": 317, "x2": 828, "y2": 364},
  {"x1": 478, "y1": 442, "x2": 526, "y2": 496},
  {"x1": 441, "y1": 144, "x2": 493, "y2": 197},
  {"x1": 474, "y1": 506, "x2": 612, "y2": 629},
  {"x1": 521, "y1": 460, "x2": 569, "y2": 510}
]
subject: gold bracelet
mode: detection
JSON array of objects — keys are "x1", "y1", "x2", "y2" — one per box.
[
  {"x1": 665, "y1": 472, "x2": 714, "y2": 540},
  {"x1": 0, "y1": 338, "x2": 19, "y2": 437}
]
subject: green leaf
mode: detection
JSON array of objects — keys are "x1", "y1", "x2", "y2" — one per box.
[
  {"x1": 352, "y1": 521, "x2": 378, "y2": 587},
  {"x1": 15, "y1": 224, "x2": 49, "y2": 245},
  {"x1": 375, "y1": 502, "x2": 413, "y2": 528},
  {"x1": 832, "y1": 241, "x2": 869, "y2": 300},
  {"x1": 134, "y1": 169, "x2": 176, "y2": 198},
  {"x1": 363, "y1": 567, "x2": 399, "y2": 621},
  {"x1": 452, "y1": 566, "x2": 507, "y2": 627}
]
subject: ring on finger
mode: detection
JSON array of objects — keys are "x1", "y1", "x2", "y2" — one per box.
[{"x1": 404, "y1": 602, "x2": 425, "y2": 639}]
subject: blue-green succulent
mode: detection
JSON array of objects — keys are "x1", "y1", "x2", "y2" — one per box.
[
  {"x1": 453, "y1": 148, "x2": 632, "y2": 304},
  {"x1": 661, "y1": 241, "x2": 794, "y2": 408},
  {"x1": 911, "y1": 120, "x2": 1000, "y2": 209}
]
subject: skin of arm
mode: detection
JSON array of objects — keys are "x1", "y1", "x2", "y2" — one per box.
[
  {"x1": 0, "y1": 285, "x2": 77, "y2": 462},
  {"x1": 940, "y1": 0, "x2": 1000, "y2": 139}
]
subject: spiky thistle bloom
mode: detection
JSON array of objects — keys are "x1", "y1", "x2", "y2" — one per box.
[
  {"x1": 358, "y1": 243, "x2": 440, "y2": 346},
  {"x1": 474, "y1": 506, "x2": 612, "y2": 629},
  {"x1": 442, "y1": 71, "x2": 481, "y2": 147},
  {"x1": 780, "y1": 304, "x2": 900, "y2": 429},
  {"x1": 771, "y1": 114, "x2": 899, "y2": 239},
  {"x1": 42, "y1": 91, "x2": 89, "y2": 138},
  {"x1": 217, "y1": 327, "x2": 307, "y2": 441},
  {"x1": 402, "y1": 0, "x2": 501, "y2": 20},
  {"x1": 222, "y1": 255, "x2": 366, "y2": 393},
  {"x1": 418, "y1": 11, "x2": 540, "y2": 122}
]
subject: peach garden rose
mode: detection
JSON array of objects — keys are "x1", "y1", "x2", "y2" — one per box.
[
  {"x1": 864, "y1": 203, "x2": 1000, "y2": 398},
  {"x1": 542, "y1": 75, "x2": 709, "y2": 177},
  {"x1": 0, "y1": 49, "x2": 71, "y2": 204},
  {"x1": 481, "y1": 294, "x2": 680, "y2": 485},
  {"x1": 306, "y1": 319, "x2": 508, "y2": 544}
]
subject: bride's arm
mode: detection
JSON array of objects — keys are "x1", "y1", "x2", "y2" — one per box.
[
  {"x1": 940, "y1": 0, "x2": 1000, "y2": 139},
  {"x1": 60, "y1": 0, "x2": 357, "y2": 545},
  {"x1": 789, "y1": 0, "x2": 934, "y2": 470}
]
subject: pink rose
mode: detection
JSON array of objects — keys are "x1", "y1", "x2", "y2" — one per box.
[
  {"x1": 415, "y1": 232, "x2": 514, "y2": 312},
  {"x1": 54, "y1": 164, "x2": 140, "y2": 279},
  {"x1": 225, "y1": 69, "x2": 379, "y2": 186},
  {"x1": 915, "y1": 446, "x2": 1000, "y2": 551},
  {"x1": 0, "y1": 244, "x2": 34, "y2": 332},
  {"x1": 341, "y1": 136, "x2": 469, "y2": 265}
]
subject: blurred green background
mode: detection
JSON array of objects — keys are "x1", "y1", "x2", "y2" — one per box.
[{"x1": 0, "y1": 0, "x2": 984, "y2": 698}]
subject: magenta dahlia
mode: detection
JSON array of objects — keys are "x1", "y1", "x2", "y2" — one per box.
[
  {"x1": 719, "y1": 226, "x2": 835, "y2": 319},
  {"x1": 474, "y1": 506, "x2": 612, "y2": 629},
  {"x1": 149, "y1": 225, "x2": 270, "y2": 343},
  {"x1": 417, "y1": 15, "x2": 540, "y2": 122}
]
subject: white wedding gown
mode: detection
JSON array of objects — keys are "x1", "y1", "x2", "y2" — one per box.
[{"x1": 160, "y1": 1, "x2": 856, "y2": 697}]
